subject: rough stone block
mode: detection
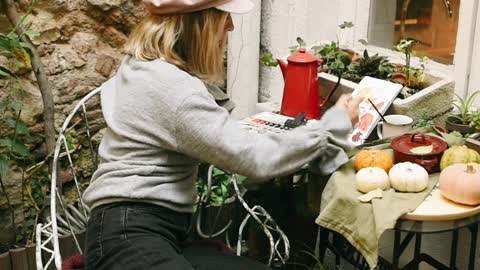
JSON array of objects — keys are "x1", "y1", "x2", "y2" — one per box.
[{"x1": 87, "y1": 0, "x2": 126, "y2": 11}]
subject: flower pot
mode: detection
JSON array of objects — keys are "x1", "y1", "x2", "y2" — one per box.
[
  {"x1": 9, "y1": 247, "x2": 29, "y2": 270},
  {"x1": 25, "y1": 244, "x2": 36, "y2": 270},
  {"x1": 446, "y1": 116, "x2": 478, "y2": 134},
  {"x1": 59, "y1": 231, "x2": 86, "y2": 260},
  {"x1": 0, "y1": 251, "x2": 12, "y2": 270}
]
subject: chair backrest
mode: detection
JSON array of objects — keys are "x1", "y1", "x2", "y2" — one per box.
[{"x1": 36, "y1": 87, "x2": 103, "y2": 270}]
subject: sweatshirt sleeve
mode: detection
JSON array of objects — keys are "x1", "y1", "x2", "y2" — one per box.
[{"x1": 174, "y1": 90, "x2": 354, "y2": 179}]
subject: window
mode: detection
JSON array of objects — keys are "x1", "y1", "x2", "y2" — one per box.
[{"x1": 369, "y1": 0, "x2": 460, "y2": 65}]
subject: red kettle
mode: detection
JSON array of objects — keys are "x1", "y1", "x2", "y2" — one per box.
[{"x1": 277, "y1": 48, "x2": 338, "y2": 120}]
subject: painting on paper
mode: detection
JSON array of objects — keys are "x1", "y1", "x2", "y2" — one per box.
[{"x1": 348, "y1": 76, "x2": 403, "y2": 146}]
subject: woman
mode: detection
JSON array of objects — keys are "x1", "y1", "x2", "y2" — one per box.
[{"x1": 83, "y1": 0, "x2": 362, "y2": 269}]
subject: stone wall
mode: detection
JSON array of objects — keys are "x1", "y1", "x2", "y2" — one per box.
[{"x1": 0, "y1": 0, "x2": 145, "y2": 225}]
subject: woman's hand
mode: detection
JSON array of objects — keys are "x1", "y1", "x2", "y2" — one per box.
[{"x1": 336, "y1": 94, "x2": 363, "y2": 125}]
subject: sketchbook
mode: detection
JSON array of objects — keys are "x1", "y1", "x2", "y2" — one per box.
[{"x1": 348, "y1": 76, "x2": 403, "y2": 146}]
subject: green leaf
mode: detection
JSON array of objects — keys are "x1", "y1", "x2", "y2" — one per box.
[
  {"x1": 4, "y1": 117, "x2": 16, "y2": 128},
  {"x1": 0, "y1": 138, "x2": 11, "y2": 148},
  {"x1": 363, "y1": 49, "x2": 369, "y2": 59},
  {"x1": 0, "y1": 102, "x2": 7, "y2": 112},
  {"x1": 0, "y1": 66, "x2": 16, "y2": 78},
  {"x1": 20, "y1": 42, "x2": 31, "y2": 49},
  {"x1": 339, "y1": 21, "x2": 354, "y2": 29},
  {"x1": 289, "y1": 45, "x2": 300, "y2": 53},
  {"x1": 235, "y1": 175, "x2": 247, "y2": 185},
  {"x1": 4, "y1": 116, "x2": 30, "y2": 136},
  {"x1": 0, "y1": 137, "x2": 30, "y2": 157},
  {"x1": 10, "y1": 139, "x2": 30, "y2": 157},
  {"x1": 25, "y1": 219, "x2": 34, "y2": 227},
  {"x1": 0, "y1": 154, "x2": 8, "y2": 178},
  {"x1": 221, "y1": 184, "x2": 228, "y2": 195},
  {"x1": 296, "y1": 37, "x2": 306, "y2": 47},
  {"x1": 260, "y1": 52, "x2": 278, "y2": 67},
  {"x1": 23, "y1": 29, "x2": 40, "y2": 39},
  {"x1": 15, "y1": 121, "x2": 30, "y2": 136},
  {"x1": 8, "y1": 102, "x2": 23, "y2": 111},
  {"x1": 358, "y1": 39, "x2": 368, "y2": 45},
  {"x1": 212, "y1": 168, "x2": 224, "y2": 177},
  {"x1": 0, "y1": 35, "x2": 12, "y2": 51}
]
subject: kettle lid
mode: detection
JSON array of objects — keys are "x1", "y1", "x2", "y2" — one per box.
[{"x1": 287, "y1": 48, "x2": 319, "y2": 63}]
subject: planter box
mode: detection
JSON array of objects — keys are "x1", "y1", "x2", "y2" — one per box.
[
  {"x1": 256, "y1": 71, "x2": 454, "y2": 127},
  {"x1": 318, "y1": 71, "x2": 455, "y2": 124}
]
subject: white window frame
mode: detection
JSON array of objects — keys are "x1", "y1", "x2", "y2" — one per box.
[{"x1": 340, "y1": 0, "x2": 480, "y2": 99}]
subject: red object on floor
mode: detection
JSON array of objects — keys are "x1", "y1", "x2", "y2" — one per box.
[
  {"x1": 63, "y1": 254, "x2": 85, "y2": 270},
  {"x1": 192, "y1": 240, "x2": 234, "y2": 254}
]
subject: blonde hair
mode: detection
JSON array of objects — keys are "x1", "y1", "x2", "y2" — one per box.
[{"x1": 124, "y1": 9, "x2": 229, "y2": 84}]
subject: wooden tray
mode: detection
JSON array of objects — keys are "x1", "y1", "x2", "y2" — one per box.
[{"x1": 402, "y1": 184, "x2": 480, "y2": 221}]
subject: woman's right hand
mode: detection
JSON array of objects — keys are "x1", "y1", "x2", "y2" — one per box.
[{"x1": 336, "y1": 94, "x2": 363, "y2": 125}]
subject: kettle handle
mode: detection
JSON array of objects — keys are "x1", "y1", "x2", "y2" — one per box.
[{"x1": 319, "y1": 71, "x2": 341, "y2": 108}]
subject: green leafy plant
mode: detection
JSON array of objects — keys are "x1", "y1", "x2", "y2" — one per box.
[
  {"x1": 343, "y1": 50, "x2": 394, "y2": 83},
  {"x1": 449, "y1": 91, "x2": 480, "y2": 125},
  {"x1": 260, "y1": 22, "x2": 355, "y2": 77},
  {"x1": 468, "y1": 110, "x2": 480, "y2": 130},
  {"x1": 394, "y1": 39, "x2": 429, "y2": 91},
  {"x1": 196, "y1": 164, "x2": 246, "y2": 207},
  {"x1": 449, "y1": 131, "x2": 463, "y2": 138},
  {"x1": 337, "y1": 21, "x2": 354, "y2": 47},
  {"x1": 0, "y1": 1, "x2": 50, "y2": 250},
  {"x1": 413, "y1": 109, "x2": 434, "y2": 130},
  {"x1": 311, "y1": 42, "x2": 350, "y2": 76},
  {"x1": 289, "y1": 37, "x2": 307, "y2": 53},
  {"x1": 260, "y1": 51, "x2": 279, "y2": 67}
]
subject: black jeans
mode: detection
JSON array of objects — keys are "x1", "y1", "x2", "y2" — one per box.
[{"x1": 85, "y1": 202, "x2": 271, "y2": 270}]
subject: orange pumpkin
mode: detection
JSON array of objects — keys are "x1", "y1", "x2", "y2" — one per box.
[
  {"x1": 439, "y1": 163, "x2": 480, "y2": 205},
  {"x1": 354, "y1": 150, "x2": 393, "y2": 172}
]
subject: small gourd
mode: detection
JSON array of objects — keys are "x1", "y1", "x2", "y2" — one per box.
[
  {"x1": 440, "y1": 145, "x2": 480, "y2": 171},
  {"x1": 355, "y1": 167, "x2": 390, "y2": 193},
  {"x1": 439, "y1": 163, "x2": 480, "y2": 205},
  {"x1": 354, "y1": 150, "x2": 393, "y2": 172},
  {"x1": 389, "y1": 162, "x2": 429, "y2": 192}
]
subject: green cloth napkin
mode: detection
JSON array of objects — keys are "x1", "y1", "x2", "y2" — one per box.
[{"x1": 315, "y1": 153, "x2": 438, "y2": 269}]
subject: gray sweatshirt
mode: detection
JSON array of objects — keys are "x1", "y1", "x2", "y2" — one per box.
[{"x1": 82, "y1": 56, "x2": 353, "y2": 213}]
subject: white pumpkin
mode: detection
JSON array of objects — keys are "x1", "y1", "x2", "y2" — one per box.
[
  {"x1": 355, "y1": 167, "x2": 390, "y2": 193},
  {"x1": 389, "y1": 162, "x2": 429, "y2": 192}
]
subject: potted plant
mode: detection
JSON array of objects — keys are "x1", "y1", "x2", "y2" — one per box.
[
  {"x1": 446, "y1": 91, "x2": 480, "y2": 135},
  {"x1": 259, "y1": 24, "x2": 454, "y2": 124},
  {"x1": 315, "y1": 37, "x2": 454, "y2": 122},
  {"x1": 195, "y1": 164, "x2": 246, "y2": 239}
]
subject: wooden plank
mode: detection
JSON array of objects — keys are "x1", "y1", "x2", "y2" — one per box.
[
  {"x1": 9, "y1": 248, "x2": 28, "y2": 270},
  {"x1": 0, "y1": 252, "x2": 12, "y2": 270}
]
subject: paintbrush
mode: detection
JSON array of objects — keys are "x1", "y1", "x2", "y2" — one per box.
[{"x1": 368, "y1": 98, "x2": 387, "y2": 123}]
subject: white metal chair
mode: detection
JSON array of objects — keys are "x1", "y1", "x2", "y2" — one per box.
[
  {"x1": 195, "y1": 165, "x2": 290, "y2": 267},
  {"x1": 36, "y1": 87, "x2": 290, "y2": 269},
  {"x1": 36, "y1": 87, "x2": 102, "y2": 269}
]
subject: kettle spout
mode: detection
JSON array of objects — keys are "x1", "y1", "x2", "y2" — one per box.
[{"x1": 277, "y1": 59, "x2": 288, "y2": 80}]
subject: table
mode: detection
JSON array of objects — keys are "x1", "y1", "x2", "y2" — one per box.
[
  {"x1": 317, "y1": 184, "x2": 480, "y2": 270},
  {"x1": 392, "y1": 185, "x2": 480, "y2": 270}
]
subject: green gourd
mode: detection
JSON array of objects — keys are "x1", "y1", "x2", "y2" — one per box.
[{"x1": 440, "y1": 146, "x2": 480, "y2": 171}]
